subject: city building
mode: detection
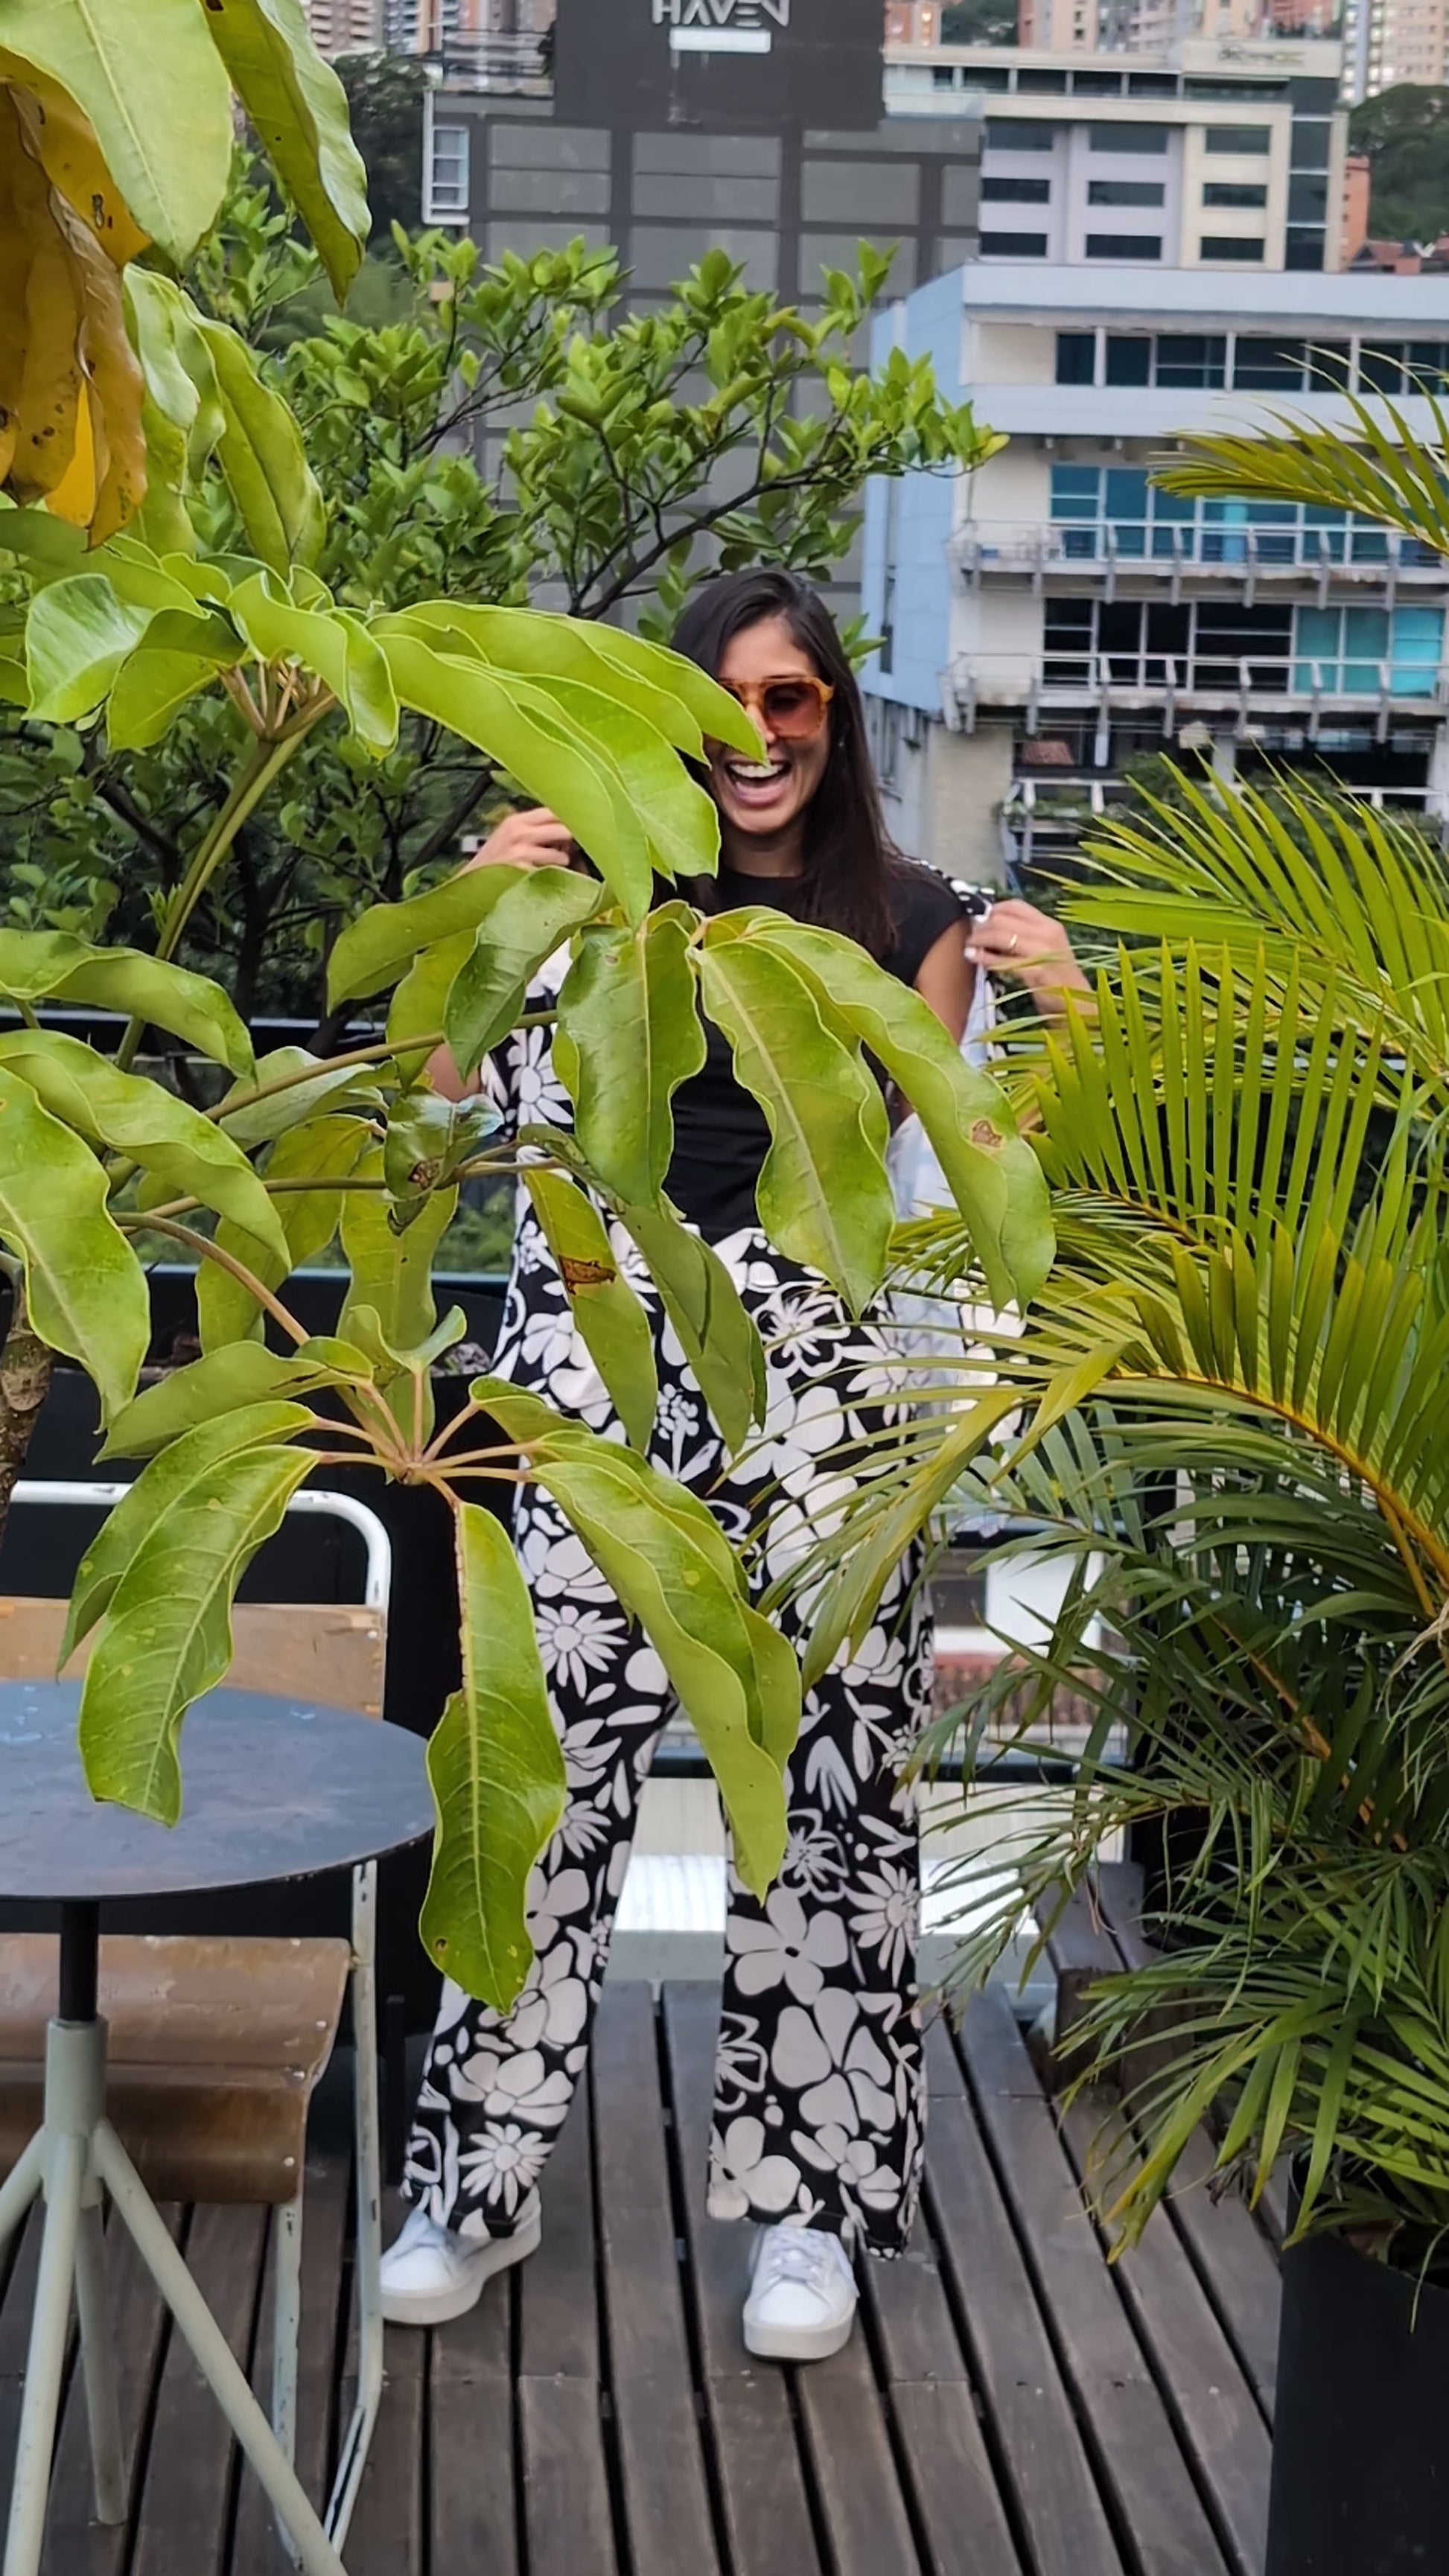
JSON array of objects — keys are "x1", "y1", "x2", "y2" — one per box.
[
  {"x1": 860, "y1": 264, "x2": 1449, "y2": 880},
  {"x1": 889, "y1": 35, "x2": 1347, "y2": 268},
  {"x1": 383, "y1": 0, "x2": 553, "y2": 57},
  {"x1": 1342, "y1": 0, "x2": 1447, "y2": 97},
  {"x1": 305, "y1": 0, "x2": 380, "y2": 53}
]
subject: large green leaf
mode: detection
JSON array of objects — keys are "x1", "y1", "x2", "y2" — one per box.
[
  {"x1": 0, "y1": 1067, "x2": 148, "y2": 1423},
  {"x1": 0, "y1": 1030, "x2": 287, "y2": 1269},
  {"x1": 0, "y1": 0, "x2": 232, "y2": 261},
  {"x1": 506, "y1": 672, "x2": 721, "y2": 882},
  {"x1": 0, "y1": 932, "x2": 252, "y2": 1077},
  {"x1": 742, "y1": 914, "x2": 1055, "y2": 1310},
  {"x1": 63, "y1": 1399, "x2": 312, "y2": 1658},
  {"x1": 522, "y1": 1170, "x2": 658, "y2": 1453},
  {"x1": 472, "y1": 1377, "x2": 796, "y2": 1893},
  {"x1": 340, "y1": 1148, "x2": 456, "y2": 1426},
  {"x1": 556, "y1": 906, "x2": 706, "y2": 1207},
  {"x1": 25, "y1": 576, "x2": 150, "y2": 723},
  {"x1": 124, "y1": 270, "x2": 226, "y2": 482},
  {"x1": 379, "y1": 628, "x2": 654, "y2": 921},
  {"x1": 198, "y1": 1111, "x2": 372, "y2": 1348},
  {"x1": 101, "y1": 1342, "x2": 362, "y2": 1460},
  {"x1": 395, "y1": 602, "x2": 761, "y2": 762},
  {"x1": 200, "y1": 0, "x2": 369, "y2": 301},
  {"x1": 418, "y1": 1502, "x2": 567, "y2": 2011},
  {"x1": 697, "y1": 930, "x2": 894, "y2": 1314},
  {"x1": 386, "y1": 930, "x2": 475, "y2": 1085},
  {"x1": 216, "y1": 1045, "x2": 375, "y2": 1147},
  {"x1": 229, "y1": 572, "x2": 396, "y2": 754},
  {"x1": 106, "y1": 623, "x2": 239, "y2": 750},
  {"x1": 328, "y1": 859, "x2": 529, "y2": 1009},
  {"x1": 617, "y1": 1197, "x2": 767, "y2": 1456},
  {"x1": 196, "y1": 318, "x2": 325, "y2": 575},
  {"x1": 382, "y1": 1092, "x2": 501, "y2": 1234},
  {"x1": 442, "y1": 868, "x2": 602, "y2": 1080},
  {"x1": 78, "y1": 1440, "x2": 313, "y2": 1822}
]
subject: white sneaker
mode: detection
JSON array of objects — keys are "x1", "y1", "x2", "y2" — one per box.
[
  {"x1": 742, "y1": 2224, "x2": 858, "y2": 2362},
  {"x1": 380, "y1": 2197, "x2": 542, "y2": 2327}
]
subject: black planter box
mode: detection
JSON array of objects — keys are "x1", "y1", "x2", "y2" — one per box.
[{"x1": 1269, "y1": 2223, "x2": 1449, "y2": 2572}]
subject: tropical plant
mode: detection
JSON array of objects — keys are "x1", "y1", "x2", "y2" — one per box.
[
  {"x1": 807, "y1": 399, "x2": 1449, "y2": 2276},
  {"x1": 0, "y1": 1, "x2": 1051, "y2": 2013},
  {"x1": 0, "y1": 168, "x2": 996, "y2": 1026}
]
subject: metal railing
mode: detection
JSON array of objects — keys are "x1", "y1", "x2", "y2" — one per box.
[
  {"x1": 430, "y1": 27, "x2": 552, "y2": 89},
  {"x1": 951, "y1": 518, "x2": 1444, "y2": 605},
  {"x1": 946, "y1": 646, "x2": 1449, "y2": 738}
]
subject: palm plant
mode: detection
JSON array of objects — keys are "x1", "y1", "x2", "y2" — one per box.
[{"x1": 805, "y1": 401, "x2": 1449, "y2": 2275}]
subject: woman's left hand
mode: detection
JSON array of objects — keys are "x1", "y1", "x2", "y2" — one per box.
[{"x1": 965, "y1": 900, "x2": 1092, "y2": 1021}]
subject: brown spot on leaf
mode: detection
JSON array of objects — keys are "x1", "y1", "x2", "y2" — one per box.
[
  {"x1": 970, "y1": 1119, "x2": 1004, "y2": 1151},
  {"x1": 561, "y1": 1256, "x2": 615, "y2": 1289}
]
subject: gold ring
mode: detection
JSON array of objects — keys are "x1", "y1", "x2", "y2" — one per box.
[{"x1": 1008, "y1": 934, "x2": 1019, "y2": 953}]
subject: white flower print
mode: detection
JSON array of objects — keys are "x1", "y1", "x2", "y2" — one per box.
[
  {"x1": 850, "y1": 1861, "x2": 920, "y2": 1983},
  {"x1": 727, "y1": 1887, "x2": 849, "y2": 2003},
  {"x1": 772, "y1": 1992, "x2": 898, "y2": 2138},
  {"x1": 458, "y1": 2123, "x2": 550, "y2": 2219},
  {"x1": 453, "y1": 2044, "x2": 573, "y2": 2129},
  {"x1": 532, "y1": 1596, "x2": 625, "y2": 1696},
  {"x1": 707, "y1": 2115, "x2": 802, "y2": 2219},
  {"x1": 780, "y1": 1817, "x2": 847, "y2": 1900},
  {"x1": 507, "y1": 1945, "x2": 590, "y2": 2055},
  {"x1": 792, "y1": 2123, "x2": 902, "y2": 2213}
]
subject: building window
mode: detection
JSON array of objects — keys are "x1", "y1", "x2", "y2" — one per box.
[
  {"x1": 1056, "y1": 332, "x2": 1097, "y2": 385},
  {"x1": 1089, "y1": 122, "x2": 1168, "y2": 152},
  {"x1": 981, "y1": 175, "x2": 1052, "y2": 203},
  {"x1": 981, "y1": 231, "x2": 1049, "y2": 256},
  {"x1": 1203, "y1": 182, "x2": 1267, "y2": 208},
  {"x1": 1104, "y1": 336, "x2": 1152, "y2": 384},
  {"x1": 1044, "y1": 597, "x2": 1295, "y2": 690},
  {"x1": 1200, "y1": 235, "x2": 1265, "y2": 261},
  {"x1": 1294, "y1": 606, "x2": 1444, "y2": 697},
  {"x1": 1087, "y1": 233, "x2": 1162, "y2": 260},
  {"x1": 1155, "y1": 334, "x2": 1228, "y2": 387},
  {"x1": 1048, "y1": 469, "x2": 1425, "y2": 570},
  {"x1": 1206, "y1": 124, "x2": 1273, "y2": 153},
  {"x1": 1088, "y1": 179, "x2": 1165, "y2": 206},
  {"x1": 425, "y1": 119, "x2": 470, "y2": 223},
  {"x1": 986, "y1": 118, "x2": 1057, "y2": 150}
]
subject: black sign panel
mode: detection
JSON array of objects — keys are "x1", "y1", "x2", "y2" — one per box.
[{"x1": 554, "y1": 0, "x2": 884, "y2": 130}]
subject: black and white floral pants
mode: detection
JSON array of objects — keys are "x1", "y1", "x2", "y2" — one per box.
[{"x1": 401, "y1": 978, "x2": 932, "y2": 2259}]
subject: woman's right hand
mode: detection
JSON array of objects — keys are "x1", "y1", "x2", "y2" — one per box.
[{"x1": 465, "y1": 807, "x2": 576, "y2": 873}]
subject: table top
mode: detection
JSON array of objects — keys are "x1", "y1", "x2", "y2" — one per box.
[{"x1": 0, "y1": 1683, "x2": 434, "y2": 1901}]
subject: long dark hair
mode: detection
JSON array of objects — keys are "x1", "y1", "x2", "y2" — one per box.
[{"x1": 670, "y1": 568, "x2": 899, "y2": 960}]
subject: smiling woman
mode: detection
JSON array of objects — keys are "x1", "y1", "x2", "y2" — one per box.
[{"x1": 386, "y1": 569, "x2": 983, "y2": 2367}]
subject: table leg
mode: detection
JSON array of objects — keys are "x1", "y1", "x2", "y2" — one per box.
[
  {"x1": 0, "y1": 2139, "x2": 43, "y2": 2270},
  {"x1": 74, "y1": 2204, "x2": 125, "y2": 2524},
  {"x1": 1, "y1": 2129, "x2": 85, "y2": 2576},
  {"x1": 92, "y1": 2123, "x2": 347, "y2": 2576}
]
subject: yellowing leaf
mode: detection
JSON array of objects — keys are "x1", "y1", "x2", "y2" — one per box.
[{"x1": 0, "y1": 0, "x2": 232, "y2": 264}]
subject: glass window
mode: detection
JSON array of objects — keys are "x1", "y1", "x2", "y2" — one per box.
[
  {"x1": 1206, "y1": 125, "x2": 1273, "y2": 153},
  {"x1": 980, "y1": 232, "x2": 1050, "y2": 257},
  {"x1": 1408, "y1": 341, "x2": 1449, "y2": 393},
  {"x1": 1358, "y1": 343, "x2": 1407, "y2": 395},
  {"x1": 1104, "y1": 336, "x2": 1151, "y2": 385},
  {"x1": 1087, "y1": 233, "x2": 1162, "y2": 258},
  {"x1": 1155, "y1": 334, "x2": 1227, "y2": 389},
  {"x1": 1127, "y1": 71, "x2": 1179, "y2": 92},
  {"x1": 1234, "y1": 339, "x2": 1306, "y2": 389},
  {"x1": 982, "y1": 175, "x2": 1052, "y2": 203},
  {"x1": 426, "y1": 121, "x2": 470, "y2": 220},
  {"x1": 1073, "y1": 70, "x2": 1125, "y2": 92},
  {"x1": 932, "y1": 63, "x2": 958, "y2": 85},
  {"x1": 1088, "y1": 179, "x2": 1165, "y2": 205},
  {"x1": 1203, "y1": 182, "x2": 1267, "y2": 208},
  {"x1": 1019, "y1": 66, "x2": 1070, "y2": 89},
  {"x1": 986, "y1": 118, "x2": 1057, "y2": 150},
  {"x1": 1055, "y1": 331, "x2": 1098, "y2": 385},
  {"x1": 1389, "y1": 606, "x2": 1443, "y2": 695},
  {"x1": 1089, "y1": 121, "x2": 1168, "y2": 151},
  {"x1": 1201, "y1": 236, "x2": 1265, "y2": 260}
]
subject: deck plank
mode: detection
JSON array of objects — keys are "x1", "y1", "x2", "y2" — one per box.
[
  {"x1": 1060, "y1": 2097, "x2": 1272, "y2": 2576},
  {"x1": 430, "y1": 2260, "x2": 519, "y2": 2576},
  {"x1": 232, "y1": 2155, "x2": 351, "y2": 2575},
  {"x1": 519, "y1": 2376, "x2": 619, "y2": 2576},
  {"x1": 923, "y1": 2017, "x2": 1127, "y2": 2576},
  {"x1": 660, "y1": 1983, "x2": 824, "y2": 2576},
  {"x1": 516, "y1": 2085, "x2": 618, "y2": 2576},
  {"x1": 346, "y1": 2193, "x2": 424, "y2": 2576},
  {"x1": 864, "y1": 2226, "x2": 1023, "y2": 2576},
  {"x1": 1165, "y1": 2131, "x2": 1279, "y2": 2422},
  {"x1": 130, "y1": 2204, "x2": 267, "y2": 2576},
  {"x1": 794, "y1": 2327, "x2": 924, "y2": 2576},
  {"x1": 958, "y1": 1989, "x2": 1233, "y2": 2576},
  {"x1": 592, "y1": 1982, "x2": 722, "y2": 2576}
]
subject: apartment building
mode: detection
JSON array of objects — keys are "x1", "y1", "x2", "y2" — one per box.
[
  {"x1": 861, "y1": 264, "x2": 1449, "y2": 881},
  {"x1": 888, "y1": 36, "x2": 1346, "y2": 267},
  {"x1": 305, "y1": 0, "x2": 380, "y2": 53},
  {"x1": 1343, "y1": 0, "x2": 1449, "y2": 96}
]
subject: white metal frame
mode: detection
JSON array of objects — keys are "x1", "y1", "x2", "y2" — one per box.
[{"x1": 7, "y1": 1480, "x2": 394, "y2": 2562}]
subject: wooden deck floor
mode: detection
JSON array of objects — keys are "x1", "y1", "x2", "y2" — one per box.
[{"x1": 13, "y1": 1981, "x2": 1278, "y2": 2576}]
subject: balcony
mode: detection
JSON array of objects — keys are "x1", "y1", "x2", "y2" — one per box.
[
  {"x1": 944, "y1": 645, "x2": 1449, "y2": 737},
  {"x1": 950, "y1": 517, "x2": 1446, "y2": 606},
  {"x1": 430, "y1": 28, "x2": 552, "y2": 92}
]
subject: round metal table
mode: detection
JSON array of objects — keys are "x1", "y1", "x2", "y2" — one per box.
[{"x1": 0, "y1": 1682, "x2": 433, "y2": 2576}]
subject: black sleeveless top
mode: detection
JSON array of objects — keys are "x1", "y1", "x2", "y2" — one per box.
[{"x1": 666, "y1": 860, "x2": 971, "y2": 1241}]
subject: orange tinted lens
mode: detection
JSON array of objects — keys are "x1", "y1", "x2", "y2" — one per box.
[{"x1": 761, "y1": 681, "x2": 826, "y2": 737}]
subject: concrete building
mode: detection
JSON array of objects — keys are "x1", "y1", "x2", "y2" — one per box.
[
  {"x1": 1355, "y1": 0, "x2": 1449, "y2": 93},
  {"x1": 860, "y1": 264, "x2": 1449, "y2": 881},
  {"x1": 305, "y1": 0, "x2": 380, "y2": 53},
  {"x1": 889, "y1": 35, "x2": 1347, "y2": 268}
]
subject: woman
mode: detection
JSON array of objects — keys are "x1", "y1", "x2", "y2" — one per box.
[{"x1": 380, "y1": 570, "x2": 1058, "y2": 2363}]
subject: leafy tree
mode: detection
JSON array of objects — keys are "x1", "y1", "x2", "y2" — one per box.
[
  {"x1": 334, "y1": 51, "x2": 427, "y2": 242},
  {"x1": 941, "y1": 0, "x2": 1019, "y2": 42},
  {"x1": 0, "y1": 178, "x2": 999, "y2": 1032},
  {"x1": 0, "y1": 1, "x2": 1051, "y2": 2003},
  {"x1": 1349, "y1": 83, "x2": 1449, "y2": 245}
]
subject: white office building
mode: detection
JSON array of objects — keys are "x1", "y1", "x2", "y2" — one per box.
[{"x1": 862, "y1": 264, "x2": 1449, "y2": 882}]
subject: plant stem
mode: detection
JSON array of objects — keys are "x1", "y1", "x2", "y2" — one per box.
[
  {"x1": 116, "y1": 1214, "x2": 308, "y2": 1347},
  {"x1": 208, "y1": 1033, "x2": 446, "y2": 1126},
  {"x1": 0, "y1": 1276, "x2": 54, "y2": 1547}
]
